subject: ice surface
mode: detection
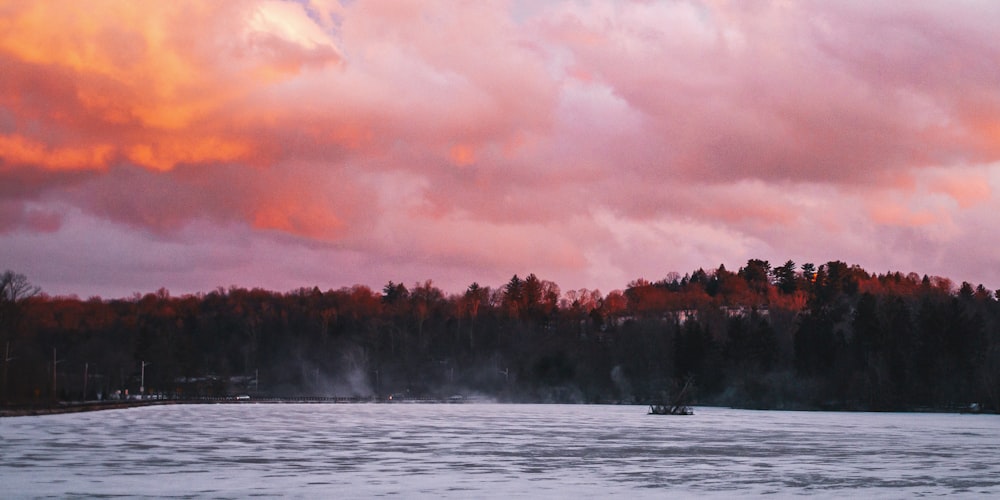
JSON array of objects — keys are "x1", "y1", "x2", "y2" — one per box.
[{"x1": 1, "y1": 404, "x2": 998, "y2": 498}]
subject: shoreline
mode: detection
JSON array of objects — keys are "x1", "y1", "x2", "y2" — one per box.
[
  {"x1": 2, "y1": 399, "x2": 994, "y2": 418},
  {"x1": 0, "y1": 396, "x2": 451, "y2": 417},
  {"x1": 0, "y1": 400, "x2": 190, "y2": 417}
]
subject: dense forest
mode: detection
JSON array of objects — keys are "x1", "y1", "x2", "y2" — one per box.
[{"x1": 1, "y1": 260, "x2": 998, "y2": 412}]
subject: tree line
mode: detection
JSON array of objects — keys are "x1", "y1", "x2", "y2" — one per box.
[{"x1": 1, "y1": 261, "x2": 998, "y2": 412}]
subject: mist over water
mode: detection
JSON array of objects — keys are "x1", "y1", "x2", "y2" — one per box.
[{"x1": 2, "y1": 404, "x2": 998, "y2": 498}]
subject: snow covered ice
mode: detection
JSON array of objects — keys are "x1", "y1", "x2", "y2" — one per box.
[{"x1": 2, "y1": 404, "x2": 998, "y2": 498}]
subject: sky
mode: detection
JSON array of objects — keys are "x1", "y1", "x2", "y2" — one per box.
[{"x1": 2, "y1": 0, "x2": 1000, "y2": 299}]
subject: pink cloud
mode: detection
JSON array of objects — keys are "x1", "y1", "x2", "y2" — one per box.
[
  {"x1": 535, "y1": 0, "x2": 1000, "y2": 186},
  {"x1": 0, "y1": 200, "x2": 62, "y2": 234},
  {"x1": 2, "y1": 0, "x2": 1000, "y2": 297},
  {"x1": 928, "y1": 174, "x2": 992, "y2": 209},
  {"x1": 867, "y1": 200, "x2": 944, "y2": 228}
]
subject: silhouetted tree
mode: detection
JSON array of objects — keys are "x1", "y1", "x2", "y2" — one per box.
[{"x1": 774, "y1": 260, "x2": 797, "y2": 294}]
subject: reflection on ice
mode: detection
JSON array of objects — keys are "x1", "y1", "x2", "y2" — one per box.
[{"x1": 1, "y1": 404, "x2": 998, "y2": 498}]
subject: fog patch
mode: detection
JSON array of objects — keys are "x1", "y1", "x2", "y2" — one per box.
[{"x1": 610, "y1": 365, "x2": 634, "y2": 403}]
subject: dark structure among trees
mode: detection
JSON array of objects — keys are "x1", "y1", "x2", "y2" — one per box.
[{"x1": 1, "y1": 261, "x2": 998, "y2": 412}]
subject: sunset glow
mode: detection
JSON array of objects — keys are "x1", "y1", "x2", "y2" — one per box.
[{"x1": 2, "y1": 0, "x2": 999, "y2": 298}]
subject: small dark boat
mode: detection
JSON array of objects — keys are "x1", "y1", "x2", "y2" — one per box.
[
  {"x1": 648, "y1": 378, "x2": 694, "y2": 415},
  {"x1": 648, "y1": 403, "x2": 692, "y2": 415}
]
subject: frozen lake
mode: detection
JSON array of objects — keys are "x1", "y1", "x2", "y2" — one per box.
[{"x1": 2, "y1": 403, "x2": 998, "y2": 498}]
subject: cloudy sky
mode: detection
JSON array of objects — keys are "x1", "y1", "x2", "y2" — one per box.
[{"x1": 2, "y1": 0, "x2": 999, "y2": 299}]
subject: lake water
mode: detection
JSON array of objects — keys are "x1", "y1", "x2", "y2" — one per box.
[{"x1": 1, "y1": 403, "x2": 998, "y2": 498}]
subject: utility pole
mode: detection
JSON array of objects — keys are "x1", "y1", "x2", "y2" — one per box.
[
  {"x1": 140, "y1": 361, "x2": 151, "y2": 398},
  {"x1": 2, "y1": 342, "x2": 13, "y2": 403},
  {"x1": 82, "y1": 362, "x2": 89, "y2": 401},
  {"x1": 52, "y1": 348, "x2": 64, "y2": 402}
]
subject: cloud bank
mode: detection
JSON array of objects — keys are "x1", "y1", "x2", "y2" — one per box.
[{"x1": 2, "y1": 0, "x2": 999, "y2": 298}]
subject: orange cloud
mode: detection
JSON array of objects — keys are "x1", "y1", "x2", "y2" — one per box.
[
  {"x1": 930, "y1": 176, "x2": 992, "y2": 208},
  {"x1": 0, "y1": 1, "x2": 340, "y2": 173},
  {"x1": 449, "y1": 144, "x2": 477, "y2": 167},
  {"x1": 126, "y1": 136, "x2": 256, "y2": 172},
  {"x1": 0, "y1": 134, "x2": 113, "y2": 171},
  {"x1": 252, "y1": 201, "x2": 344, "y2": 240},
  {"x1": 0, "y1": 3, "x2": 208, "y2": 115}
]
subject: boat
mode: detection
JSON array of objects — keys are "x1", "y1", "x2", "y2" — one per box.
[
  {"x1": 648, "y1": 403, "x2": 692, "y2": 415},
  {"x1": 648, "y1": 378, "x2": 694, "y2": 415}
]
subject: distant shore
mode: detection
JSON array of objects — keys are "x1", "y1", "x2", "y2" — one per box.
[
  {"x1": 0, "y1": 396, "x2": 458, "y2": 417},
  {"x1": 0, "y1": 400, "x2": 192, "y2": 417},
  {"x1": 3, "y1": 398, "x2": 995, "y2": 418}
]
